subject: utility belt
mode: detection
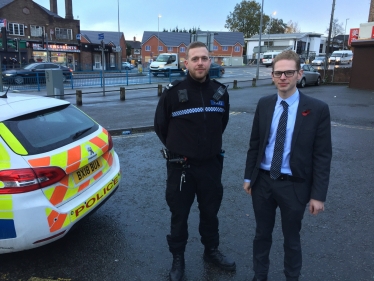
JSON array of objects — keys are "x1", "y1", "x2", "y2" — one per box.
[
  {"x1": 160, "y1": 148, "x2": 187, "y2": 164},
  {"x1": 160, "y1": 148, "x2": 225, "y2": 166}
]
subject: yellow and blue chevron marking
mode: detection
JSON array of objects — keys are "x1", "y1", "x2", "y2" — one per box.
[{"x1": 0, "y1": 195, "x2": 16, "y2": 239}]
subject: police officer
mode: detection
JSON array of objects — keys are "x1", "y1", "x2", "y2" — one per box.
[{"x1": 154, "y1": 41, "x2": 235, "y2": 281}]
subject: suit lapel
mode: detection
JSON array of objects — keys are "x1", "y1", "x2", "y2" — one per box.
[
  {"x1": 291, "y1": 92, "x2": 309, "y2": 149},
  {"x1": 263, "y1": 95, "x2": 277, "y2": 148}
]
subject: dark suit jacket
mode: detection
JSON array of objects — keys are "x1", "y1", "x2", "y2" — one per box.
[{"x1": 244, "y1": 91, "x2": 332, "y2": 204}]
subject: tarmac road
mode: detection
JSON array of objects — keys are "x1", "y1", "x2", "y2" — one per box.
[{"x1": 1, "y1": 80, "x2": 374, "y2": 281}]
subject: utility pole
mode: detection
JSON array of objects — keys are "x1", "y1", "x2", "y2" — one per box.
[
  {"x1": 255, "y1": 0, "x2": 264, "y2": 80},
  {"x1": 325, "y1": 0, "x2": 335, "y2": 75},
  {"x1": 101, "y1": 40, "x2": 105, "y2": 96}
]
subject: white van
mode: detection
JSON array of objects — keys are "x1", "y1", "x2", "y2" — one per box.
[
  {"x1": 262, "y1": 51, "x2": 281, "y2": 67},
  {"x1": 329, "y1": 50, "x2": 353, "y2": 65}
]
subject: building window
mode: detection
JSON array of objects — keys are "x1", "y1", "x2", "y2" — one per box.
[
  {"x1": 145, "y1": 45, "x2": 151, "y2": 51},
  {"x1": 167, "y1": 47, "x2": 173, "y2": 52},
  {"x1": 234, "y1": 46, "x2": 240, "y2": 52},
  {"x1": 55, "y1": 28, "x2": 73, "y2": 40},
  {"x1": 213, "y1": 45, "x2": 218, "y2": 51},
  {"x1": 8, "y1": 23, "x2": 25, "y2": 36},
  {"x1": 158, "y1": 46, "x2": 163, "y2": 51},
  {"x1": 222, "y1": 46, "x2": 228, "y2": 51},
  {"x1": 180, "y1": 47, "x2": 186, "y2": 53},
  {"x1": 30, "y1": 25, "x2": 43, "y2": 37}
]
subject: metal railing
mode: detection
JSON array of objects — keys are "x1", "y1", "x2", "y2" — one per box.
[{"x1": 2, "y1": 66, "x2": 223, "y2": 92}]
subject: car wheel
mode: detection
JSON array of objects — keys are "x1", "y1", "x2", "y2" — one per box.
[
  {"x1": 299, "y1": 78, "x2": 306, "y2": 88},
  {"x1": 14, "y1": 76, "x2": 24, "y2": 85},
  {"x1": 315, "y1": 76, "x2": 321, "y2": 86}
]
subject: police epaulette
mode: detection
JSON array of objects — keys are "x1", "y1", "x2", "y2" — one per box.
[
  {"x1": 165, "y1": 80, "x2": 182, "y2": 90},
  {"x1": 212, "y1": 79, "x2": 226, "y2": 87}
]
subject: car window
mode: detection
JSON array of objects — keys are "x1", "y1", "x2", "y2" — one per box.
[
  {"x1": 302, "y1": 65, "x2": 310, "y2": 71},
  {"x1": 45, "y1": 64, "x2": 59, "y2": 69},
  {"x1": 34, "y1": 65, "x2": 45, "y2": 70},
  {"x1": 3, "y1": 105, "x2": 98, "y2": 155}
]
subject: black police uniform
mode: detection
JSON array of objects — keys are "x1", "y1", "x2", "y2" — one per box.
[{"x1": 154, "y1": 73, "x2": 230, "y2": 254}]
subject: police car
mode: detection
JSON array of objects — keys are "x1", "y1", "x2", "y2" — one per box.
[{"x1": 0, "y1": 91, "x2": 121, "y2": 253}]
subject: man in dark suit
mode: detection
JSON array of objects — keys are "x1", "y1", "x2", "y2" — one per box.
[{"x1": 243, "y1": 50, "x2": 332, "y2": 281}]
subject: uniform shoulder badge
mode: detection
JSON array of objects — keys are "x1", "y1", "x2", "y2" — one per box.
[
  {"x1": 212, "y1": 79, "x2": 225, "y2": 87},
  {"x1": 165, "y1": 80, "x2": 182, "y2": 90}
]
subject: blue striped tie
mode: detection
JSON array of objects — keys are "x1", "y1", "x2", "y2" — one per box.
[{"x1": 270, "y1": 100, "x2": 289, "y2": 179}]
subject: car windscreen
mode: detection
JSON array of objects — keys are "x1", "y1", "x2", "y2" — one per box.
[
  {"x1": 155, "y1": 55, "x2": 170, "y2": 62},
  {"x1": 331, "y1": 53, "x2": 342, "y2": 57},
  {"x1": 263, "y1": 55, "x2": 272, "y2": 59},
  {"x1": 315, "y1": 57, "x2": 325, "y2": 60},
  {"x1": 3, "y1": 104, "x2": 98, "y2": 155}
]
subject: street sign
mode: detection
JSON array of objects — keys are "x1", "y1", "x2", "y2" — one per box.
[
  {"x1": 98, "y1": 33, "x2": 104, "y2": 40},
  {"x1": 76, "y1": 34, "x2": 81, "y2": 40}
]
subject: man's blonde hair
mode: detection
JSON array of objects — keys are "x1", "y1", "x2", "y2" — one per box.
[{"x1": 272, "y1": 50, "x2": 301, "y2": 71}]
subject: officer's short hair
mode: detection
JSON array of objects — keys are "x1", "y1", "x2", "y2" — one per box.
[
  {"x1": 186, "y1": 42, "x2": 209, "y2": 59},
  {"x1": 272, "y1": 50, "x2": 301, "y2": 71}
]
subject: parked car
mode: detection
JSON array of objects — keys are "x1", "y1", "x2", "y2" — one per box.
[
  {"x1": 2, "y1": 62, "x2": 73, "y2": 85},
  {"x1": 121, "y1": 62, "x2": 134, "y2": 70},
  {"x1": 0, "y1": 92, "x2": 121, "y2": 253},
  {"x1": 297, "y1": 64, "x2": 321, "y2": 88},
  {"x1": 210, "y1": 62, "x2": 225, "y2": 77},
  {"x1": 311, "y1": 56, "x2": 326, "y2": 66},
  {"x1": 328, "y1": 50, "x2": 353, "y2": 64},
  {"x1": 183, "y1": 62, "x2": 225, "y2": 78}
]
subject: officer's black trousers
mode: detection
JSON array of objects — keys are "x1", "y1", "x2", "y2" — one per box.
[{"x1": 165, "y1": 156, "x2": 223, "y2": 254}]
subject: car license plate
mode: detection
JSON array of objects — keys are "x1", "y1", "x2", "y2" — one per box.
[{"x1": 73, "y1": 159, "x2": 101, "y2": 183}]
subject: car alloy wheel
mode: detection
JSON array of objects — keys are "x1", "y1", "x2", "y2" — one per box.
[
  {"x1": 315, "y1": 76, "x2": 321, "y2": 86},
  {"x1": 300, "y1": 78, "x2": 306, "y2": 88}
]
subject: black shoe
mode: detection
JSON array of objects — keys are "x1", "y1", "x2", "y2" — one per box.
[
  {"x1": 203, "y1": 247, "x2": 236, "y2": 271},
  {"x1": 169, "y1": 253, "x2": 185, "y2": 281},
  {"x1": 252, "y1": 277, "x2": 268, "y2": 281}
]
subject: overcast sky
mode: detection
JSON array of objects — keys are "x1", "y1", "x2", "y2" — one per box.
[{"x1": 33, "y1": 0, "x2": 371, "y2": 41}]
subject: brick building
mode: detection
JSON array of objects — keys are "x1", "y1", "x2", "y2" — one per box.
[
  {"x1": 126, "y1": 36, "x2": 141, "y2": 64},
  {"x1": 0, "y1": 0, "x2": 80, "y2": 70},
  {"x1": 141, "y1": 31, "x2": 244, "y2": 66},
  {"x1": 80, "y1": 30, "x2": 126, "y2": 71}
]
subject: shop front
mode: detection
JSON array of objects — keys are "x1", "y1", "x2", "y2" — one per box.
[{"x1": 31, "y1": 43, "x2": 80, "y2": 70}]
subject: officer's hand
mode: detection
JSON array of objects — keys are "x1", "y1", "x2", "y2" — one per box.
[{"x1": 243, "y1": 182, "x2": 252, "y2": 195}]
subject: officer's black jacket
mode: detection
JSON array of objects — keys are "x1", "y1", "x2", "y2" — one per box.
[{"x1": 154, "y1": 73, "x2": 230, "y2": 160}]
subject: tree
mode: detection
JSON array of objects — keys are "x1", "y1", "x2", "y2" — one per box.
[
  {"x1": 225, "y1": 0, "x2": 269, "y2": 38},
  {"x1": 326, "y1": 18, "x2": 344, "y2": 49},
  {"x1": 326, "y1": 18, "x2": 344, "y2": 37},
  {"x1": 266, "y1": 18, "x2": 287, "y2": 34},
  {"x1": 126, "y1": 43, "x2": 131, "y2": 57},
  {"x1": 285, "y1": 20, "x2": 300, "y2": 33}
]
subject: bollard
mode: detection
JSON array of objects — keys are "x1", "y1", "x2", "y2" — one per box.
[
  {"x1": 252, "y1": 78, "x2": 257, "y2": 87},
  {"x1": 158, "y1": 84, "x2": 162, "y2": 97},
  {"x1": 233, "y1": 80, "x2": 238, "y2": 89},
  {"x1": 120, "y1": 87, "x2": 126, "y2": 101},
  {"x1": 76, "y1": 90, "x2": 82, "y2": 106}
]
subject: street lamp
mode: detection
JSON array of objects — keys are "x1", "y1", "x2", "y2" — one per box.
[
  {"x1": 343, "y1": 18, "x2": 349, "y2": 50},
  {"x1": 158, "y1": 14, "x2": 162, "y2": 55}
]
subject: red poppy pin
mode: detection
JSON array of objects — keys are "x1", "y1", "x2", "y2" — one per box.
[{"x1": 302, "y1": 109, "x2": 311, "y2": 116}]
